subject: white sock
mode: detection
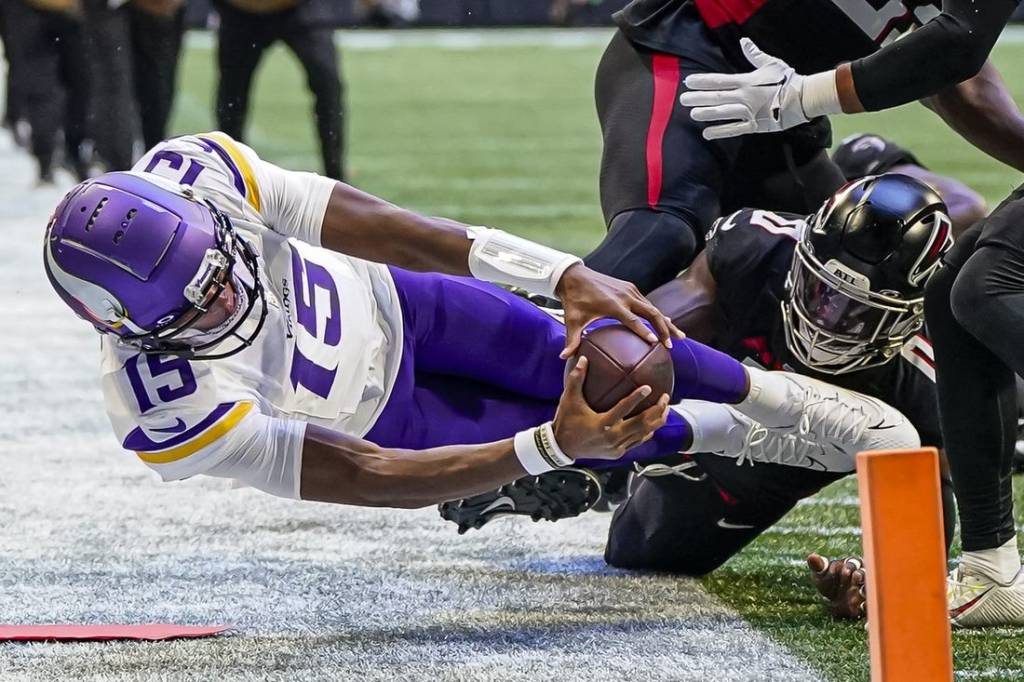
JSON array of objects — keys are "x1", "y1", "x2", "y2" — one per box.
[
  {"x1": 961, "y1": 536, "x2": 1022, "y2": 585},
  {"x1": 673, "y1": 400, "x2": 745, "y2": 454},
  {"x1": 735, "y1": 367, "x2": 794, "y2": 428}
]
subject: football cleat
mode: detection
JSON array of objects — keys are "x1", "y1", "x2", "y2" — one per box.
[
  {"x1": 948, "y1": 566, "x2": 1024, "y2": 627},
  {"x1": 439, "y1": 468, "x2": 603, "y2": 534},
  {"x1": 590, "y1": 467, "x2": 632, "y2": 512},
  {"x1": 714, "y1": 405, "x2": 856, "y2": 472},
  {"x1": 740, "y1": 372, "x2": 920, "y2": 457}
]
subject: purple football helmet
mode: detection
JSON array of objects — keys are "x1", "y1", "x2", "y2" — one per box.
[{"x1": 44, "y1": 171, "x2": 266, "y2": 359}]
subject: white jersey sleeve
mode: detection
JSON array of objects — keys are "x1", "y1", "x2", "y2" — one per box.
[
  {"x1": 101, "y1": 343, "x2": 307, "y2": 499},
  {"x1": 133, "y1": 131, "x2": 337, "y2": 246}
]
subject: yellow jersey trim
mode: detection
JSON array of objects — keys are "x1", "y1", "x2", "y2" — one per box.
[
  {"x1": 136, "y1": 401, "x2": 255, "y2": 464},
  {"x1": 205, "y1": 131, "x2": 262, "y2": 213}
]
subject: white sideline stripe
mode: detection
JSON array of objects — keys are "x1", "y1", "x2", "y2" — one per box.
[
  {"x1": 181, "y1": 24, "x2": 1024, "y2": 50},
  {"x1": 998, "y1": 25, "x2": 1024, "y2": 45},
  {"x1": 185, "y1": 27, "x2": 615, "y2": 50}
]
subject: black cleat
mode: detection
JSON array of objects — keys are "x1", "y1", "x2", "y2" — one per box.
[
  {"x1": 439, "y1": 468, "x2": 603, "y2": 534},
  {"x1": 591, "y1": 468, "x2": 632, "y2": 512}
]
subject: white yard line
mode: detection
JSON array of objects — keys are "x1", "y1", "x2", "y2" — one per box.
[{"x1": 956, "y1": 670, "x2": 1024, "y2": 679}]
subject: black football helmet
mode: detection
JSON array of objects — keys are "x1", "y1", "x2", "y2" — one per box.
[{"x1": 782, "y1": 174, "x2": 952, "y2": 374}]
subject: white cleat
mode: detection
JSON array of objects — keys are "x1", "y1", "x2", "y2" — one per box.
[
  {"x1": 739, "y1": 371, "x2": 920, "y2": 457},
  {"x1": 948, "y1": 566, "x2": 1024, "y2": 627},
  {"x1": 713, "y1": 405, "x2": 856, "y2": 472}
]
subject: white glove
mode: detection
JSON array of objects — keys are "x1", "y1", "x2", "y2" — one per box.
[{"x1": 679, "y1": 38, "x2": 839, "y2": 141}]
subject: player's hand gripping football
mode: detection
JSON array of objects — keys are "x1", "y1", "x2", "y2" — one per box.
[
  {"x1": 679, "y1": 38, "x2": 810, "y2": 140},
  {"x1": 552, "y1": 356, "x2": 671, "y2": 460},
  {"x1": 806, "y1": 553, "x2": 867, "y2": 620},
  {"x1": 555, "y1": 263, "x2": 683, "y2": 359}
]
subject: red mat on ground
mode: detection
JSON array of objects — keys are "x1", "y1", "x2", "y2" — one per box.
[{"x1": 0, "y1": 624, "x2": 230, "y2": 642}]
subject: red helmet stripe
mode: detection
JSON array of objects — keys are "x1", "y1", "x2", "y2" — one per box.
[{"x1": 925, "y1": 220, "x2": 950, "y2": 263}]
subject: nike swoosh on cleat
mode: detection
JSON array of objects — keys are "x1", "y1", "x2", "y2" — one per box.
[
  {"x1": 480, "y1": 496, "x2": 516, "y2": 516},
  {"x1": 152, "y1": 418, "x2": 187, "y2": 434},
  {"x1": 950, "y1": 587, "x2": 995, "y2": 619},
  {"x1": 804, "y1": 455, "x2": 828, "y2": 471},
  {"x1": 717, "y1": 519, "x2": 757, "y2": 530}
]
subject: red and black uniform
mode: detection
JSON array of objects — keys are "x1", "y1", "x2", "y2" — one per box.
[
  {"x1": 585, "y1": 0, "x2": 1019, "y2": 295},
  {"x1": 605, "y1": 208, "x2": 951, "y2": 575},
  {"x1": 616, "y1": 0, "x2": 941, "y2": 75},
  {"x1": 585, "y1": 0, "x2": 855, "y2": 294}
]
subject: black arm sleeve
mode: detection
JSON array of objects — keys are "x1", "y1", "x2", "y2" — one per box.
[{"x1": 850, "y1": 0, "x2": 1018, "y2": 112}]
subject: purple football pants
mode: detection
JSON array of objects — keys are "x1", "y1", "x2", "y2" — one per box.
[{"x1": 364, "y1": 268, "x2": 747, "y2": 468}]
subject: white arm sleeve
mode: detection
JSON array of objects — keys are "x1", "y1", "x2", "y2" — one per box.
[
  {"x1": 201, "y1": 414, "x2": 308, "y2": 500},
  {"x1": 251, "y1": 158, "x2": 336, "y2": 246}
]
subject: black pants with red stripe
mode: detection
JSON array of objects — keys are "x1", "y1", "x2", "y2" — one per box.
[
  {"x1": 925, "y1": 189, "x2": 1024, "y2": 552},
  {"x1": 585, "y1": 28, "x2": 845, "y2": 293}
]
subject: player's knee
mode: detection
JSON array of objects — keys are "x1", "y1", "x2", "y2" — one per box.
[
  {"x1": 604, "y1": 477, "x2": 734, "y2": 577},
  {"x1": 604, "y1": 530, "x2": 726, "y2": 576},
  {"x1": 610, "y1": 209, "x2": 699, "y2": 260},
  {"x1": 585, "y1": 209, "x2": 700, "y2": 293},
  {"x1": 949, "y1": 258, "x2": 1006, "y2": 343}
]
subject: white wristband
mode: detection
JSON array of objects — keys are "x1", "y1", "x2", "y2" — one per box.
[
  {"x1": 513, "y1": 422, "x2": 574, "y2": 475},
  {"x1": 801, "y1": 70, "x2": 843, "y2": 119},
  {"x1": 466, "y1": 226, "x2": 582, "y2": 299}
]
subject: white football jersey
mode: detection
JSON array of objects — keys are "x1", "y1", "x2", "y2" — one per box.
[{"x1": 100, "y1": 133, "x2": 404, "y2": 494}]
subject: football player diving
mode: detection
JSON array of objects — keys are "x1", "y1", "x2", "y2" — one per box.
[
  {"x1": 581, "y1": 0, "x2": 1024, "y2": 297},
  {"x1": 43, "y1": 133, "x2": 917, "y2": 518},
  {"x1": 442, "y1": 173, "x2": 959, "y2": 621},
  {"x1": 678, "y1": 0, "x2": 1024, "y2": 627}
]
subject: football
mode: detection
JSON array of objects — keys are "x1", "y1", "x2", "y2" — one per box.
[{"x1": 571, "y1": 324, "x2": 675, "y2": 417}]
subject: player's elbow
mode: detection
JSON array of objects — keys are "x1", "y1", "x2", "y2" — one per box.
[{"x1": 934, "y1": 19, "x2": 990, "y2": 84}]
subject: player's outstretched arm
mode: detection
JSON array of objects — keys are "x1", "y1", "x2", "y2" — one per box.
[
  {"x1": 299, "y1": 357, "x2": 670, "y2": 509},
  {"x1": 680, "y1": 0, "x2": 1017, "y2": 140},
  {"x1": 645, "y1": 251, "x2": 723, "y2": 345},
  {"x1": 317, "y1": 182, "x2": 682, "y2": 357},
  {"x1": 922, "y1": 60, "x2": 1024, "y2": 174}
]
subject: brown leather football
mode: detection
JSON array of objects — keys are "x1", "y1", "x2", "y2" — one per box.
[{"x1": 570, "y1": 324, "x2": 674, "y2": 417}]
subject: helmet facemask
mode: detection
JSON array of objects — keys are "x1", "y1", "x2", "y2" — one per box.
[
  {"x1": 123, "y1": 203, "x2": 268, "y2": 361},
  {"x1": 782, "y1": 241, "x2": 924, "y2": 375}
]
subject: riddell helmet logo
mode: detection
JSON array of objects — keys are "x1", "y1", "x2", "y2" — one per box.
[{"x1": 823, "y1": 259, "x2": 871, "y2": 291}]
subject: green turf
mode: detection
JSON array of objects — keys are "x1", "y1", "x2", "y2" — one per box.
[{"x1": 170, "y1": 32, "x2": 1024, "y2": 681}]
